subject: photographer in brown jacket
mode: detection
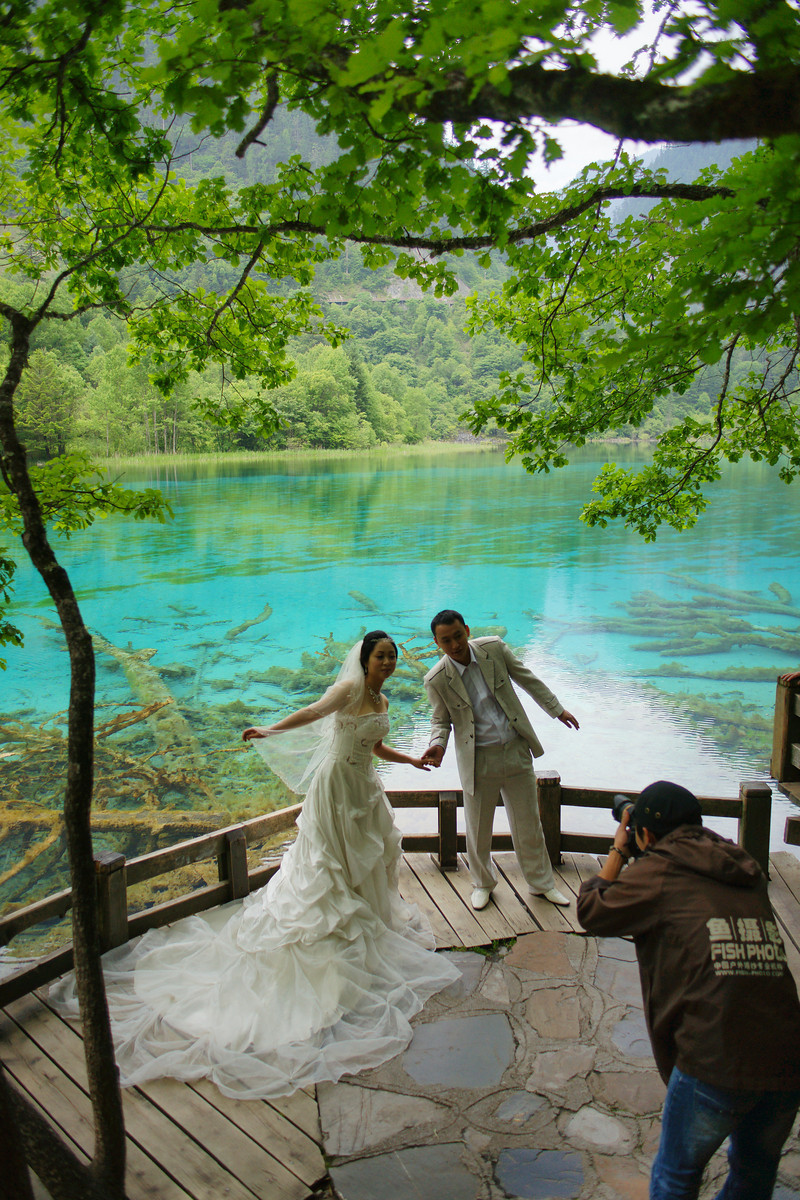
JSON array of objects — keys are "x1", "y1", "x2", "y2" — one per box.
[{"x1": 577, "y1": 780, "x2": 800, "y2": 1200}]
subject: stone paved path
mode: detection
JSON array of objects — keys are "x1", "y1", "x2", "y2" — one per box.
[{"x1": 318, "y1": 932, "x2": 800, "y2": 1200}]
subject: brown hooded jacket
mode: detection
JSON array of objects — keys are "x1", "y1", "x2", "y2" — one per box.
[{"x1": 578, "y1": 825, "x2": 800, "y2": 1088}]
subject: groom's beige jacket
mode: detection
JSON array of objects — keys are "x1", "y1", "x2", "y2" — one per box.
[{"x1": 424, "y1": 637, "x2": 563, "y2": 795}]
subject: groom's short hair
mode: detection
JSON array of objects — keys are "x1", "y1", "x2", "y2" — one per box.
[{"x1": 431, "y1": 609, "x2": 466, "y2": 636}]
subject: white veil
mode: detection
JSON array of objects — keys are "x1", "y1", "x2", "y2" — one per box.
[{"x1": 249, "y1": 640, "x2": 366, "y2": 794}]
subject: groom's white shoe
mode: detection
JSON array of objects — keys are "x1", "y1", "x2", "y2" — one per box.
[
  {"x1": 471, "y1": 887, "x2": 492, "y2": 910},
  {"x1": 533, "y1": 886, "x2": 571, "y2": 907}
]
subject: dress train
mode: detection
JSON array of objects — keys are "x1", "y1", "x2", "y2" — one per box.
[{"x1": 50, "y1": 712, "x2": 460, "y2": 1099}]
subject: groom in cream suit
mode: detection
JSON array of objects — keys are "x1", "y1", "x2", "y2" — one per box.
[{"x1": 423, "y1": 609, "x2": 579, "y2": 910}]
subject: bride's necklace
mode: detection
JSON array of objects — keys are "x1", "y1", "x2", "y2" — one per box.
[{"x1": 366, "y1": 684, "x2": 382, "y2": 709}]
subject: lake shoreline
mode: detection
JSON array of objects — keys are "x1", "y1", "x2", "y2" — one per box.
[
  {"x1": 97, "y1": 435, "x2": 650, "y2": 473},
  {"x1": 98, "y1": 439, "x2": 501, "y2": 472}
]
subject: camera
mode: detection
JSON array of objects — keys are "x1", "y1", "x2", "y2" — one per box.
[{"x1": 612, "y1": 793, "x2": 642, "y2": 858}]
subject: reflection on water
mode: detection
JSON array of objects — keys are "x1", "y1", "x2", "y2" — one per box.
[{"x1": 3, "y1": 445, "x2": 800, "y2": 908}]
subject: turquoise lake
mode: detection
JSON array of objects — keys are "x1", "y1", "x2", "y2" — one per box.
[{"x1": 4, "y1": 445, "x2": 800, "y2": 880}]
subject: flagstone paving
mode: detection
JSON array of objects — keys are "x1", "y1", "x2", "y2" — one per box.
[{"x1": 320, "y1": 931, "x2": 800, "y2": 1200}]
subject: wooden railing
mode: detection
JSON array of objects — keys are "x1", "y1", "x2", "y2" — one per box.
[
  {"x1": 0, "y1": 773, "x2": 772, "y2": 1006},
  {"x1": 773, "y1": 676, "x2": 800, "y2": 847}
]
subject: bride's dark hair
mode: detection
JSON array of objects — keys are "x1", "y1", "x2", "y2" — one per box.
[{"x1": 359, "y1": 630, "x2": 398, "y2": 673}]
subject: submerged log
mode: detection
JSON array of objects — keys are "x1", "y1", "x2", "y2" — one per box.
[
  {"x1": 91, "y1": 631, "x2": 203, "y2": 765},
  {"x1": 635, "y1": 632, "x2": 800, "y2": 657},
  {"x1": 94, "y1": 701, "x2": 172, "y2": 740},
  {"x1": 632, "y1": 662, "x2": 787, "y2": 681},
  {"x1": 398, "y1": 636, "x2": 438, "y2": 679},
  {"x1": 224, "y1": 601, "x2": 273, "y2": 640},
  {"x1": 668, "y1": 575, "x2": 800, "y2": 619},
  {"x1": 770, "y1": 582, "x2": 793, "y2": 605},
  {"x1": 0, "y1": 810, "x2": 226, "y2": 839},
  {"x1": 348, "y1": 590, "x2": 380, "y2": 613}
]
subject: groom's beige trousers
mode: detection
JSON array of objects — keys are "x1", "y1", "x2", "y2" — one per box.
[{"x1": 464, "y1": 736, "x2": 555, "y2": 893}]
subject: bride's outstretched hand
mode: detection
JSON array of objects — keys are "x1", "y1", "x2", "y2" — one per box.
[
  {"x1": 242, "y1": 726, "x2": 275, "y2": 741},
  {"x1": 409, "y1": 756, "x2": 432, "y2": 772}
]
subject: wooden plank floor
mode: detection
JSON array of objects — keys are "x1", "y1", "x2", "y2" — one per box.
[
  {"x1": 766, "y1": 850, "x2": 800, "y2": 984},
  {"x1": 4, "y1": 850, "x2": 800, "y2": 1199}
]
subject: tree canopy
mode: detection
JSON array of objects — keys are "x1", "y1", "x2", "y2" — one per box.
[{"x1": 2, "y1": 0, "x2": 798, "y2": 539}]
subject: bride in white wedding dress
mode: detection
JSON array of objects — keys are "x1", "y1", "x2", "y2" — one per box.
[{"x1": 51, "y1": 631, "x2": 460, "y2": 1099}]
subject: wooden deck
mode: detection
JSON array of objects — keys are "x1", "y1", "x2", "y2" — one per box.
[{"x1": 5, "y1": 849, "x2": 800, "y2": 1200}]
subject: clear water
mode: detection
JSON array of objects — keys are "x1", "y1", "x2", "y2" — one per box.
[{"x1": 4, "y1": 445, "x2": 800, "y2": 871}]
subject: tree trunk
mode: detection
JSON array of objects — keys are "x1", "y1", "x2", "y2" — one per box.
[
  {"x1": 1, "y1": 1065, "x2": 110, "y2": 1200},
  {"x1": 0, "y1": 313, "x2": 126, "y2": 1199},
  {"x1": 0, "y1": 1064, "x2": 36, "y2": 1200}
]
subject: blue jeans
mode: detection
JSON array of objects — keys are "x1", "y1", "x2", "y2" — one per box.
[{"x1": 651, "y1": 1067, "x2": 800, "y2": 1200}]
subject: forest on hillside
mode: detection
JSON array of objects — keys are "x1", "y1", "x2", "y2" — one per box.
[{"x1": 1, "y1": 118, "x2": 766, "y2": 460}]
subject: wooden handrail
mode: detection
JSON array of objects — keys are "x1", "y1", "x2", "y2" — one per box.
[{"x1": 0, "y1": 775, "x2": 773, "y2": 1005}]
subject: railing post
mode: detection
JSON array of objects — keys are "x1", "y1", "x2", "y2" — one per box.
[
  {"x1": 771, "y1": 678, "x2": 800, "y2": 782},
  {"x1": 739, "y1": 781, "x2": 772, "y2": 877},
  {"x1": 94, "y1": 851, "x2": 128, "y2": 952},
  {"x1": 218, "y1": 828, "x2": 250, "y2": 899},
  {"x1": 537, "y1": 770, "x2": 562, "y2": 866},
  {"x1": 438, "y1": 791, "x2": 459, "y2": 872}
]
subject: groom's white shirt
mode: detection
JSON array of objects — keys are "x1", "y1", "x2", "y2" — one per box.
[{"x1": 450, "y1": 649, "x2": 515, "y2": 746}]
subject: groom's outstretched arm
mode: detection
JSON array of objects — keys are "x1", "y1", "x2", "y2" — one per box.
[{"x1": 500, "y1": 641, "x2": 580, "y2": 729}]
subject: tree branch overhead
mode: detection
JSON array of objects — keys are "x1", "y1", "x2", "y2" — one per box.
[{"x1": 413, "y1": 62, "x2": 800, "y2": 144}]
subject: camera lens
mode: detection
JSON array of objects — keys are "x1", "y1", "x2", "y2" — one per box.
[{"x1": 611, "y1": 793, "x2": 641, "y2": 858}]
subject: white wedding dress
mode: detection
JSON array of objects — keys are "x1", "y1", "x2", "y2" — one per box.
[{"x1": 51, "y1": 711, "x2": 460, "y2": 1099}]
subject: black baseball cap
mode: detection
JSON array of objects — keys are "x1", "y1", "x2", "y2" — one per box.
[{"x1": 632, "y1": 780, "x2": 702, "y2": 835}]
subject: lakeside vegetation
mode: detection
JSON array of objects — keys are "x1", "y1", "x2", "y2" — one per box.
[
  {"x1": 5, "y1": 264, "x2": 762, "y2": 463},
  {"x1": 3, "y1": 132, "x2": 767, "y2": 468},
  {"x1": 99, "y1": 440, "x2": 498, "y2": 472}
]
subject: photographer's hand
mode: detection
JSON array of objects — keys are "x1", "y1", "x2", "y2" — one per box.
[{"x1": 599, "y1": 817, "x2": 632, "y2": 882}]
